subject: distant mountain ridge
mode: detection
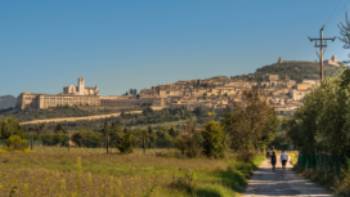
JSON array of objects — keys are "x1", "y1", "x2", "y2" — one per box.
[{"x1": 0, "y1": 95, "x2": 17, "y2": 110}]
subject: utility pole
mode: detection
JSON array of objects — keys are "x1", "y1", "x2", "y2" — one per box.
[
  {"x1": 30, "y1": 131, "x2": 33, "y2": 150},
  {"x1": 308, "y1": 25, "x2": 336, "y2": 81},
  {"x1": 106, "y1": 135, "x2": 110, "y2": 154}
]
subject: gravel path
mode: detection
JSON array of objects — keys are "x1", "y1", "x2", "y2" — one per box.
[{"x1": 243, "y1": 159, "x2": 333, "y2": 197}]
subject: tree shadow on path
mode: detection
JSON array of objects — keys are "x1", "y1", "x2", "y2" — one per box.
[{"x1": 244, "y1": 164, "x2": 333, "y2": 197}]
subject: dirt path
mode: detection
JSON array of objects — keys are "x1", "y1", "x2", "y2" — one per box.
[
  {"x1": 243, "y1": 159, "x2": 332, "y2": 197},
  {"x1": 19, "y1": 110, "x2": 143, "y2": 126}
]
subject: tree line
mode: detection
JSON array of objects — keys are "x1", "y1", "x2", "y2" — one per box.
[
  {"x1": 287, "y1": 15, "x2": 350, "y2": 196},
  {"x1": 287, "y1": 69, "x2": 350, "y2": 195},
  {"x1": 0, "y1": 89, "x2": 278, "y2": 159}
]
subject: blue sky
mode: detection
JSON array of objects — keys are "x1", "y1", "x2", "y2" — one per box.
[{"x1": 0, "y1": 0, "x2": 349, "y2": 96}]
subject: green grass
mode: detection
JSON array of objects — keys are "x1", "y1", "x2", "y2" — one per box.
[{"x1": 0, "y1": 147, "x2": 262, "y2": 197}]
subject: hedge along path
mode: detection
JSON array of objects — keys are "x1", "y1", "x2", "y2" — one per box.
[{"x1": 243, "y1": 158, "x2": 332, "y2": 197}]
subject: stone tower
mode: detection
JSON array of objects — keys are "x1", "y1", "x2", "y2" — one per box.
[
  {"x1": 77, "y1": 77, "x2": 85, "y2": 95},
  {"x1": 277, "y1": 57, "x2": 283, "y2": 64}
]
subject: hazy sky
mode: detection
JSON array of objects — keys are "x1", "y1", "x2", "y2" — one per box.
[{"x1": 0, "y1": 0, "x2": 349, "y2": 96}]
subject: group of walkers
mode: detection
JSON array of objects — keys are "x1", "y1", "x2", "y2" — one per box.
[{"x1": 266, "y1": 148, "x2": 289, "y2": 171}]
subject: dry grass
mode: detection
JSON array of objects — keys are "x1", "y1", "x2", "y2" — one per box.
[{"x1": 0, "y1": 147, "x2": 260, "y2": 197}]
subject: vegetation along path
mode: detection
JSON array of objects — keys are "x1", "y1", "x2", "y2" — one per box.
[{"x1": 243, "y1": 159, "x2": 332, "y2": 197}]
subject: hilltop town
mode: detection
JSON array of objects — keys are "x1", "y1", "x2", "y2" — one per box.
[{"x1": 11, "y1": 57, "x2": 343, "y2": 117}]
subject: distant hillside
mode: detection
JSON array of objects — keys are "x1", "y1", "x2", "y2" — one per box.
[
  {"x1": 254, "y1": 61, "x2": 343, "y2": 82},
  {"x1": 0, "y1": 95, "x2": 17, "y2": 110},
  {"x1": 0, "y1": 60, "x2": 344, "y2": 120}
]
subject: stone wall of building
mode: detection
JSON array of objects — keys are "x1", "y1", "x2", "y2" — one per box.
[
  {"x1": 38, "y1": 94, "x2": 100, "y2": 109},
  {"x1": 18, "y1": 92, "x2": 100, "y2": 110},
  {"x1": 100, "y1": 96, "x2": 162, "y2": 109},
  {"x1": 17, "y1": 93, "x2": 40, "y2": 110}
]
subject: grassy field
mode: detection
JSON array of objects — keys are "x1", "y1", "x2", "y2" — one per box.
[{"x1": 0, "y1": 147, "x2": 263, "y2": 197}]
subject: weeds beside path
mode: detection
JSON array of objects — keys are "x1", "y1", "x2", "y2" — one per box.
[{"x1": 0, "y1": 147, "x2": 263, "y2": 197}]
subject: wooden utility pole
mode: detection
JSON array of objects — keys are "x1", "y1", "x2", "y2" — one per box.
[
  {"x1": 308, "y1": 26, "x2": 335, "y2": 81},
  {"x1": 106, "y1": 135, "x2": 110, "y2": 154},
  {"x1": 30, "y1": 131, "x2": 34, "y2": 150},
  {"x1": 104, "y1": 121, "x2": 110, "y2": 154}
]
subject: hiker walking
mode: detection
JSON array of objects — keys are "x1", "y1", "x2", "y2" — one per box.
[
  {"x1": 270, "y1": 151, "x2": 277, "y2": 171},
  {"x1": 281, "y1": 150, "x2": 289, "y2": 169}
]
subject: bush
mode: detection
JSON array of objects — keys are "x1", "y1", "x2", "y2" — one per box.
[
  {"x1": 108, "y1": 125, "x2": 135, "y2": 153},
  {"x1": 202, "y1": 121, "x2": 225, "y2": 158},
  {"x1": 41, "y1": 132, "x2": 69, "y2": 146},
  {"x1": 154, "y1": 130, "x2": 175, "y2": 148},
  {"x1": 6, "y1": 135, "x2": 28, "y2": 150},
  {"x1": 336, "y1": 160, "x2": 350, "y2": 197},
  {"x1": 336, "y1": 172, "x2": 350, "y2": 196},
  {"x1": 0, "y1": 117, "x2": 23, "y2": 139},
  {"x1": 71, "y1": 130, "x2": 102, "y2": 148},
  {"x1": 175, "y1": 121, "x2": 203, "y2": 158},
  {"x1": 170, "y1": 169, "x2": 196, "y2": 194},
  {"x1": 176, "y1": 131, "x2": 203, "y2": 158}
]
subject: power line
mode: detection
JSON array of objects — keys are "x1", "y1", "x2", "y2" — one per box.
[{"x1": 308, "y1": 26, "x2": 336, "y2": 81}]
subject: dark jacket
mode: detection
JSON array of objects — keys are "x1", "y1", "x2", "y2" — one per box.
[{"x1": 271, "y1": 153, "x2": 276, "y2": 164}]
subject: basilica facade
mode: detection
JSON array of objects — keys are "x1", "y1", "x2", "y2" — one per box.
[{"x1": 18, "y1": 77, "x2": 100, "y2": 110}]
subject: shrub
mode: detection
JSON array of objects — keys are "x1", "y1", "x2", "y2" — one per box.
[
  {"x1": 154, "y1": 130, "x2": 175, "y2": 148},
  {"x1": 336, "y1": 159, "x2": 350, "y2": 197},
  {"x1": 71, "y1": 130, "x2": 102, "y2": 148},
  {"x1": 41, "y1": 132, "x2": 69, "y2": 146},
  {"x1": 175, "y1": 121, "x2": 203, "y2": 158},
  {"x1": 202, "y1": 121, "x2": 225, "y2": 158},
  {"x1": 6, "y1": 135, "x2": 28, "y2": 150},
  {"x1": 170, "y1": 169, "x2": 196, "y2": 194},
  {"x1": 336, "y1": 173, "x2": 350, "y2": 196},
  {"x1": 0, "y1": 117, "x2": 23, "y2": 139},
  {"x1": 117, "y1": 131, "x2": 134, "y2": 153},
  {"x1": 175, "y1": 131, "x2": 203, "y2": 158},
  {"x1": 110, "y1": 126, "x2": 134, "y2": 153}
]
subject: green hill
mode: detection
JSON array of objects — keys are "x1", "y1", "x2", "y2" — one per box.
[{"x1": 254, "y1": 61, "x2": 343, "y2": 82}]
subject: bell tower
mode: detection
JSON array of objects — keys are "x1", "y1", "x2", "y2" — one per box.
[{"x1": 77, "y1": 77, "x2": 85, "y2": 95}]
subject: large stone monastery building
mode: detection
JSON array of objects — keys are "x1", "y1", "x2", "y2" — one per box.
[{"x1": 18, "y1": 77, "x2": 100, "y2": 110}]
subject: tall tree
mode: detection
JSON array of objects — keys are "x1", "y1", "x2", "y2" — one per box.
[
  {"x1": 0, "y1": 117, "x2": 23, "y2": 139},
  {"x1": 202, "y1": 121, "x2": 225, "y2": 158},
  {"x1": 288, "y1": 70, "x2": 350, "y2": 168},
  {"x1": 175, "y1": 120, "x2": 203, "y2": 157},
  {"x1": 223, "y1": 89, "x2": 278, "y2": 153},
  {"x1": 339, "y1": 13, "x2": 350, "y2": 50},
  {"x1": 102, "y1": 121, "x2": 111, "y2": 154}
]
